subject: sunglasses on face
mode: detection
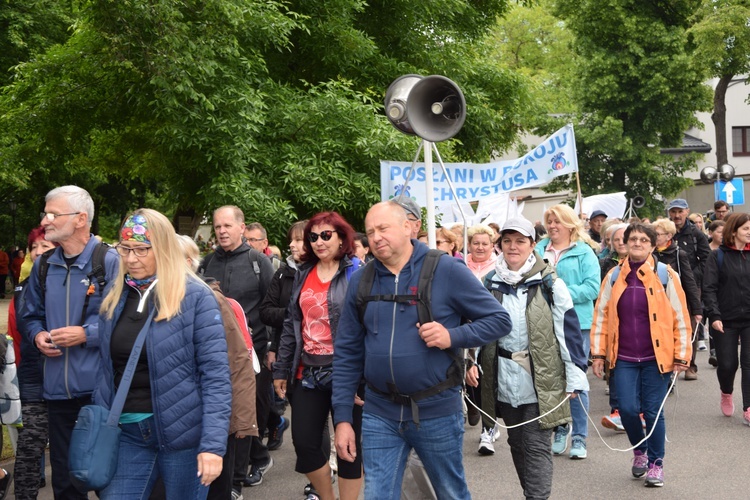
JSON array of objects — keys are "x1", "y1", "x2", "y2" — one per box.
[{"x1": 309, "y1": 230, "x2": 335, "y2": 242}]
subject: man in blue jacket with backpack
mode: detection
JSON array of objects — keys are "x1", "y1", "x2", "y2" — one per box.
[{"x1": 332, "y1": 200, "x2": 512, "y2": 499}]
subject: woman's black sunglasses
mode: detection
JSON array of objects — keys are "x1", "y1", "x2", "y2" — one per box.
[{"x1": 309, "y1": 230, "x2": 335, "y2": 242}]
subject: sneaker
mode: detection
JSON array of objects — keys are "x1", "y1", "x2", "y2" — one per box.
[
  {"x1": 744, "y1": 408, "x2": 750, "y2": 426},
  {"x1": 243, "y1": 457, "x2": 274, "y2": 487},
  {"x1": 305, "y1": 494, "x2": 321, "y2": 500},
  {"x1": 684, "y1": 366, "x2": 698, "y2": 380},
  {"x1": 644, "y1": 460, "x2": 664, "y2": 487},
  {"x1": 569, "y1": 436, "x2": 587, "y2": 459},
  {"x1": 492, "y1": 422, "x2": 501, "y2": 442},
  {"x1": 267, "y1": 416, "x2": 289, "y2": 450},
  {"x1": 601, "y1": 410, "x2": 625, "y2": 432},
  {"x1": 478, "y1": 427, "x2": 496, "y2": 455},
  {"x1": 0, "y1": 469, "x2": 11, "y2": 500},
  {"x1": 604, "y1": 385, "x2": 609, "y2": 395},
  {"x1": 708, "y1": 349, "x2": 718, "y2": 367},
  {"x1": 640, "y1": 413, "x2": 647, "y2": 429},
  {"x1": 698, "y1": 340, "x2": 707, "y2": 351},
  {"x1": 721, "y1": 392, "x2": 734, "y2": 417},
  {"x1": 632, "y1": 450, "x2": 648, "y2": 478},
  {"x1": 551, "y1": 425, "x2": 570, "y2": 455},
  {"x1": 231, "y1": 489, "x2": 243, "y2": 500}
]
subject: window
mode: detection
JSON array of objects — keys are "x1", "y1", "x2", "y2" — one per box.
[{"x1": 732, "y1": 127, "x2": 750, "y2": 156}]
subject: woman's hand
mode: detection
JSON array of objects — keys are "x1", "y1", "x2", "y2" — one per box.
[
  {"x1": 567, "y1": 392, "x2": 578, "y2": 400},
  {"x1": 273, "y1": 379, "x2": 287, "y2": 399},
  {"x1": 592, "y1": 359, "x2": 605, "y2": 379},
  {"x1": 465, "y1": 365, "x2": 479, "y2": 388},
  {"x1": 265, "y1": 351, "x2": 276, "y2": 371},
  {"x1": 712, "y1": 320, "x2": 724, "y2": 333},
  {"x1": 672, "y1": 363, "x2": 689, "y2": 373},
  {"x1": 196, "y1": 452, "x2": 223, "y2": 486},
  {"x1": 354, "y1": 394, "x2": 364, "y2": 407}
]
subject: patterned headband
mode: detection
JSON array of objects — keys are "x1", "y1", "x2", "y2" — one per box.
[{"x1": 120, "y1": 213, "x2": 151, "y2": 244}]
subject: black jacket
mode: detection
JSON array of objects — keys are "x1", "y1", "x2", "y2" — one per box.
[
  {"x1": 200, "y1": 242, "x2": 274, "y2": 354},
  {"x1": 702, "y1": 245, "x2": 750, "y2": 326},
  {"x1": 653, "y1": 243, "x2": 702, "y2": 315},
  {"x1": 259, "y1": 260, "x2": 298, "y2": 353},
  {"x1": 672, "y1": 220, "x2": 710, "y2": 289}
]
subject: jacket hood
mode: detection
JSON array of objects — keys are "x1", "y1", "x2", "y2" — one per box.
[
  {"x1": 517, "y1": 253, "x2": 551, "y2": 286},
  {"x1": 215, "y1": 241, "x2": 252, "y2": 258}
]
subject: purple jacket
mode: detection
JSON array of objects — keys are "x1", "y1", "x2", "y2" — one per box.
[{"x1": 616, "y1": 261, "x2": 655, "y2": 362}]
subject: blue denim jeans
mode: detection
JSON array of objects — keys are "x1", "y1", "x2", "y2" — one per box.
[
  {"x1": 362, "y1": 411, "x2": 470, "y2": 500},
  {"x1": 569, "y1": 330, "x2": 590, "y2": 439},
  {"x1": 612, "y1": 359, "x2": 670, "y2": 464},
  {"x1": 100, "y1": 416, "x2": 209, "y2": 500}
]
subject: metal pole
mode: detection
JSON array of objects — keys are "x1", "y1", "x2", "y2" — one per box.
[{"x1": 424, "y1": 140, "x2": 436, "y2": 249}]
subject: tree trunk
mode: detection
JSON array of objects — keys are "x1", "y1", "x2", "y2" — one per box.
[{"x1": 711, "y1": 74, "x2": 733, "y2": 167}]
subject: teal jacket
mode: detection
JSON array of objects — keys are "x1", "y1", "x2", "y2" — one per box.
[{"x1": 535, "y1": 238, "x2": 600, "y2": 329}]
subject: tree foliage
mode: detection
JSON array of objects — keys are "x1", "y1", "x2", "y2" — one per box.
[{"x1": 540, "y1": 0, "x2": 713, "y2": 217}]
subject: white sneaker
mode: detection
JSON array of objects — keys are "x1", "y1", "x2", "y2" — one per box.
[
  {"x1": 478, "y1": 428, "x2": 496, "y2": 455},
  {"x1": 698, "y1": 340, "x2": 707, "y2": 351},
  {"x1": 492, "y1": 422, "x2": 501, "y2": 442}
]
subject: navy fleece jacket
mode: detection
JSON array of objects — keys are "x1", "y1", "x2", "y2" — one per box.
[{"x1": 332, "y1": 240, "x2": 512, "y2": 425}]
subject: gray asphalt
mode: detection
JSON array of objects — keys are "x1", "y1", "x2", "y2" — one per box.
[{"x1": 16, "y1": 349, "x2": 750, "y2": 499}]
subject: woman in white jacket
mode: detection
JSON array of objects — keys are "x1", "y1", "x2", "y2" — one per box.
[{"x1": 477, "y1": 217, "x2": 589, "y2": 500}]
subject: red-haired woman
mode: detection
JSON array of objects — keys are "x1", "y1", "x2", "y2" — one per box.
[{"x1": 273, "y1": 212, "x2": 363, "y2": 500}]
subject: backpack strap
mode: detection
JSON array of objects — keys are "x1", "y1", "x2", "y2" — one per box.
[
  {"x1": 37, "y1": 248, "x2": 56, "y2": 301},
  {"x1": 79, "y1": 242, "x2": 111, "y2": 326},
  {"x1": 716, "y1": 247, "x2": 725, "y2": 273},
  {"x1": 611, "y1": 262, "x2": 668, "y2": 289}
]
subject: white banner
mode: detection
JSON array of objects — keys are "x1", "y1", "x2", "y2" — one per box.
[{"x1": 380, "y1": 124, "x2": 578, "y2": 207}]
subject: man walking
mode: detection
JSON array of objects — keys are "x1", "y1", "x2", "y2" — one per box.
[
  {"x1": 333, "y1": 200, "x2": 512, "y2": 498},
  {"x1": 201, "y1": 206, "x2": 275, "y2": 492},
  {"x1": 21, "y1": 186, "x2": 119, "y2": 499}
]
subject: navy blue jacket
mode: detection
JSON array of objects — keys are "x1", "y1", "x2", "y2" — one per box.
[
  {"x1": 94, "y1": 277, "x2": 231, "y2": 455},
  {"x1": 332, "y1": 241, "x2": 512, "y2": 425}
]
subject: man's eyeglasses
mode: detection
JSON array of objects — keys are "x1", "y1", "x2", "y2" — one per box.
[
  {"x1": 309, "y1": 230, "x2": 335, "y2": 243},
  {"x1": 246, "y1": 237, "x2": 265, "y2": 243},
  {"x1": 40, "y1": 212, "x2": 80, "y2": 221},
  {"x1": 115, "y1": 245, "x2": 152, "y2": 257}
]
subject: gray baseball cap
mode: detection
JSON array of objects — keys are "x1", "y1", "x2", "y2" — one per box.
[{"x1": 395, "y1": 197, "x2": 421, "y2": 220}]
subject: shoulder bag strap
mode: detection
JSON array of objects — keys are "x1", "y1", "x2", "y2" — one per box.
[{"x1": 106, "y1": 307, "x2": 156, "y2": 426}]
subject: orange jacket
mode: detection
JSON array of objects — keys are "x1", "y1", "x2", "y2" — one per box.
[{"x1": 591, "y1": 256, "x2": 692, "y2": 373}]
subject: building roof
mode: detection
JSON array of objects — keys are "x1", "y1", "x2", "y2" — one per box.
[{"x1": 661, "y1": 134, "x2": 712, "y2": 154}]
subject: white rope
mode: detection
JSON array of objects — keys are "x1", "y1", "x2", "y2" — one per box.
[{"x1": 464, "y1": 391, "x2": 571, "y2": 430}]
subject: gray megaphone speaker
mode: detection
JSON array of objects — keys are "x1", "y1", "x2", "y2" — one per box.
[
  {"x1": 632, "y1": 196, "x2": 646, "y2": 209},
  {"x1": 385, "y1": 75, "x2": 466, "y2": 142}
]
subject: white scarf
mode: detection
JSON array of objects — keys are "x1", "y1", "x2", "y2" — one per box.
[{"x1": 495, "y1": 253, "x2": 537, "y2": 285}]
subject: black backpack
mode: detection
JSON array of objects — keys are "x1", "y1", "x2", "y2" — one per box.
[
  {"x1": 38, "y1": 242, "x2": 110, "y2": 326},
  {"x1": 354, "y1": 249, "x2": 464, "y2": 422}
]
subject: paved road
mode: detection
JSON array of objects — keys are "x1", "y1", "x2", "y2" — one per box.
[{"x1": 2, "y1": 295, "x2": 748, "y2": 498}]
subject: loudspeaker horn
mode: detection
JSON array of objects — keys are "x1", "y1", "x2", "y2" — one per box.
[
  {"x1": 385, "y1": 75, "x2": 466, "y2": 142},
  {"x1": 384, "y1": 74, "x2": 424, "y2": 136},
  {"x1": 632, "y1": 196, "x2": 646, "y2": 209}
]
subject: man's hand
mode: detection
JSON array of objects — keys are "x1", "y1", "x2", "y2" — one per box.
[
  {"x1": 273, "y1": 379, "x2": 287, "y2": 399},
  {"x1": 417, "y1": 321, "x2": 452, "y2": 350},
  {"x1": 335, "y1": 422, "x2": 357, "y2": 463},
  {"x1": 592, "y1": 359, "x2": 605, "y2": 379},
  {"x1": 34, "y1": 332, "x2": 62, "y2": 357},
  {"x1": 693, "y1": 314, "x2": 703, "y2": 324},
  {"x1": 465, "y1": 365, "x2": 479, "y2": 388},
  {"x1": 49, "y1": 326, "x2": 86, "y2": 347},
  {"x1": 712, "y1": 320, "x2": 724, "y2": 333},
  {"x1": 265, "y1": 351, "x2": 276, "y2": 371},
  {"x1": 196, "y1": 452, "x2": 223, "y2": 486}
]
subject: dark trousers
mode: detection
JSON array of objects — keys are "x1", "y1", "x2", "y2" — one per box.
[
  {"x1": 715, "y1": 323, "x2": 750, "y2": 411},
  {"x1": 249, "y1": 364, "x2": 271, "y2": 466},
  {"x1": 498, "y1": 401, "x2": 553, "y2": 500},
  {"x1": 14, "y1": 400, "x2": 48, "y2": 500},
  {"x1": 48, "y1": 396, "x2": 91, "y2": 500},
  {"x1": 233, "y1": 436, "x2": 251, "y2": 490},
  {"x1": 207, "y1": 434, "x2": 236, "y2": 499}
]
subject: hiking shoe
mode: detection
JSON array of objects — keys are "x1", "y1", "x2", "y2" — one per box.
[
  {"x1": 698, "y1": 340, "x2": 707, "y2": 351},
  {"x1": 231, "y1": 489, "x2": 243, "y2": 500},
  {"x1": 551, "y1": 425, "x2": 570, "y2": 455},
  {"x1": 569, "y1": 437, "x2": 587, "y2": 459},
  {"x1": 709, "y1": 349, "x2": 718, "y2": 367},
  {"x1": 601, "y1": 410, "x2": 625, "y2": 432},
  {"x1": 0, "y1": 469, "x2": 11, "y2": 500},
  {"x1": 644, "y1": 461, "x2": 664, "y2": 487},
  {"x1": 632, "y1": 450, "x2": 649, "y2": 478},
  {"x1": 478, "y1": 427, "x2": 496, "y2": 455},
  {"x1": 243, "y1": 457, "x2": 274, "y2": 487},
  {"x1": 267, "y1": 416, "x2": 289, "y2": 450},
  {"x1": 684, "y1": 366, "x2": 698, "y2": 380},
  {"x1": 744, "y1": 408, "x2": 750, "y2": 426},
  {"x1": 721, "y1": 393, "x2": 734, "y2": 417}
]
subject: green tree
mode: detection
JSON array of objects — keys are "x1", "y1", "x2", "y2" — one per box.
[
  {"x1": 544, "y1": 0, "x2": 713, "y2": 216},
  {"x1": 688, "y1": 0, "x2": 750, "y2": 167},
  {"x1": 0, "y1": 0, "x2": 530, "y2": 242}
]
